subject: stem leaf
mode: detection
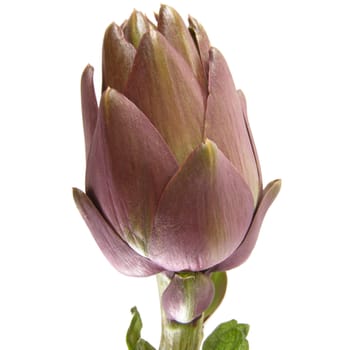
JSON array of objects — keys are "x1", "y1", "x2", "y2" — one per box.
[
  {"x1": 126, "y1": 307, "x2": 156, "y2": 350},
  {"x1": 202, "y1": 319, "x2": 249, "y2": 350}
]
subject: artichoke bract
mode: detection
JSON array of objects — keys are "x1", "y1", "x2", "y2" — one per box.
[{"x1": 73, "y1": 5, "x2": 281, "y2": 323}]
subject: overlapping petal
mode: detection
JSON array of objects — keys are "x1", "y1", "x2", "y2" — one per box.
[
  {"x1": 87, "y1": 88, "x2": 178, "y2": 251},
  {"x1": 148, "y1": 140, "x2": 254, "y2": 272},
  {"x1": 162, "y1": 272, "x2": 214, "y2": 323},
  {"x1": 123, "y1": 10, "x2": 154, "y2": 48},
  {"x1": 188, "y1": 15, "x2": 211, "y2": 78},
  {"x1": 125, "y1": 29, "x2": 205, "y2": 163},
  {"x1": 73, "y1": 188, "x2": 163, "y2": 277},
  {"x1": 214, "y1": 179, "x2": 281, "y2": 271},
  {"x1": 205, "y1": 48, "x2": 260, "y2": 204},
  {"x1": 157, "y1": 5, "x2": 206, "y2": 91},
  {"x1": 102, "y1": 23, "x2": 136, "y2": 92},
  {"x1": 237, "y1": 89, "x2": 262, "y2": 197},
  {"x1": 81, "y1": 65, "x2": 98, "y2": 157},
  {"x1": 84, "y1": 103, "x2": 118, "y2": 232}
]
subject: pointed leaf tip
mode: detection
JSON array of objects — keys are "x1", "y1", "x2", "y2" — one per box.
[
  {"x1": 188, "y1": 15, "x2": 211, "y2": 77},
  {"x1": 158, "y1": 4, "x2": 206, "y2": 89},
  {"x1": 126, "y1": 307, "x2": 143, "y2": 349},
  {"x1": 102, "y1": 23, "x2": 136, "y2": 92},
  {"x1": 81, "y1": 64, "x2": 98, "y2": 158},
  {"x1": 123, "y1": 10, "x2": 152, "y2": 48},
  {"x1": 126, "y1": 307, "x2": 156, "y2": 350}
]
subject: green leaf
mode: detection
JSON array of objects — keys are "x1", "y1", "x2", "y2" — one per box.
[
  {"x1": 236, "y1": 323, "x2": 250, "y2": 338},
  {"x1": 126, "y1": 307, "x2": 142, "y2": 349},
  {"x1": 126, "y1": 307, "x2": 155, "y2": 350},
  {"x1": 136, "y1": 339, "x2": 155, "y2": 350},
  {"x1": 202, "y1": 319, "x2": 250, "y2": 350}
]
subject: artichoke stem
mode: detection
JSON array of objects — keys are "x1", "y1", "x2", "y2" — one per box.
[{"x1": 157, "y1": 273, "x2": 204, "y2": 350}]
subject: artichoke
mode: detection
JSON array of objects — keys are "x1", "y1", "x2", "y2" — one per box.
[{"x1": 73, "y1": 5, "x2": 281, "y2": 323}]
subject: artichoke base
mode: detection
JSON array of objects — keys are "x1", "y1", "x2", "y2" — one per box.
[{"x1": 157, "y1": 273, "x2": 204, "y2": 350}]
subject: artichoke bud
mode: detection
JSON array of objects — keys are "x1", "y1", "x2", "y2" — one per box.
[{"x1": 74, "y1": 5, "x2": 281, "y2": 323}]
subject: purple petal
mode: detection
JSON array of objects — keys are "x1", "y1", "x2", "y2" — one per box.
[
  {"x1": 149, "y1": 139, "x2": 254, "y2": 272},
  {"x1": 157, "y1": 5, "x2": 206, "y2": 90},
  {"x1": 72, "y1": 188, "x2": 163, "y2": 277},
  {"x1": 81, "y1": 65, "x2": 98, "y2": 158},
  {"x1": 123, "y1": 10, "x2": 154, "y2": 48},
  {"x1": 188, "y1": 15, "x2": 211, "y2": 78},
  {"x1": 237, "y1": 89, "x2": 263, "y2": 198},
  {"x1": 214, "y1": 179, "x2": 281, "y2": 271},
  {"x1": 162, "y1": 273, "x2": 214, "y2": 323},
  {"x1": 125, "y1": 29, "x2": 205, "y2": 163},
  {"x1": 102, "y1": 23, "x2": 136, "y2": 92},
  {"x1": 205, "y1": 48, "x2": 260, "y2": 204},
  {"x1": 86, "y1": 89, "x2": 178, "y2": 251}
]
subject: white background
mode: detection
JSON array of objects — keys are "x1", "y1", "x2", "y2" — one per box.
[{"x1": 1, "y1": 0, "x2": 349, "y2": 349}]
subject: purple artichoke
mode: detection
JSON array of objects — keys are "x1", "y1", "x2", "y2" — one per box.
[{"x1": 73, "y1": 5, "x2": 281, "y2": 323}]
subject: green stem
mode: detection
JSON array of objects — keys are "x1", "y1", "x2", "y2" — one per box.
[
  {"x1": 158, "y1": 314, "x2": 204, "y2": 350},
  {"x1": 157, "y1": 273, "x2": 204, "y2": 350}
]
